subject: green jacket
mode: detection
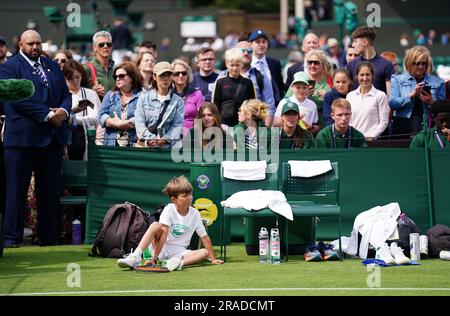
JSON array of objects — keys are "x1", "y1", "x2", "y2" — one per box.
[
  {"x1": 410, "y1": 127, "x2": 450, "y2": 149},
  {"x1": 233, "y1": 120, "x2": 272, "y2": 151},
  {"x1": 277, "y1": 127, "x2": 315, "y2": 149},
  {"x1": 316, "y1": 125, "x2": 367, "y2": 149},
  {"x1": 84, "y1": 57, "x2": 115, "y2": 93}
]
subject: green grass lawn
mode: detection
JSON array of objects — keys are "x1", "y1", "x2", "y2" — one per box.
[{"x1": 1, "y1": 244, "x2": 449, "y2": 296}]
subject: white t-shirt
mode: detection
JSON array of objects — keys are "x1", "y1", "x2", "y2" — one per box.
[
  {"x1": 159, "y1": 203, "x2": 207, "y2": 250},
  {"x1": 275, "y1": 96, "x2": 318, "y2": 125}
]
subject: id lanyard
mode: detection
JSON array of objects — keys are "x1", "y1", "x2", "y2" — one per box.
[
  {"x1": 332, "y1": 125, "x2": 352, "y2": 149},
  {"x1": 434, "y1": 130, "x2": 445, "y2": 149}
]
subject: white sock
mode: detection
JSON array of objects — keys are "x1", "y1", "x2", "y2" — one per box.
[{"x1": 134, "y1": 248, "x2": 143, "y2": 258}]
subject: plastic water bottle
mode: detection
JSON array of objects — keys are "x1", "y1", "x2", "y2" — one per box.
[
  {"x1": 270, "y1": 228, "x2": 281, "y2": 264},
  {"x1": 258, "y1": 227, "x2": 269, "y2": 263},
  {"x1": 72, "y1": 218, "x2": 81, "y2": 245}
]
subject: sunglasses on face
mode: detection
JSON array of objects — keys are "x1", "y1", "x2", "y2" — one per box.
[
  {"x1": 54, "y1": 58, "x2": 66, "y2": 63},
  {"x1": 98, "y1": 42, "x2": 112, "y2": 48},
  {"x1": 307, "y1": 60, "x2": 321, "y2": 66},
  {"x1": 240, "y1": 48, "x2": 253, "y2": 54},
  {"x1": 173, "y1": 71, "x2": 188, "y2": 77},
  {"x1": 113, "y1": 74, "x2": 128, "y2": 80},
  {"x1": 412, "y1": 61, "x2": 427, "y2": 66}
]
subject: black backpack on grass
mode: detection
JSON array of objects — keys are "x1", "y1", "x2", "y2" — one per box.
[{"x1": 89, "y1": 202, "x2": 155, "y2": 258}]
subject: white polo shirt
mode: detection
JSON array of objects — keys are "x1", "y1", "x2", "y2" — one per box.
[{"x1": 346, "y1": 85, "x2": 390, "y2": 138}]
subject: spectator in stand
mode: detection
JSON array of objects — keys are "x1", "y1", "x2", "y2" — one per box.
[
  {"x1": 217, "y1": 35, "x2": 275, "y2": 126},
  {"x1": 134, "y1": 62, "x2": 184, "y2": 149},
  {"x1": 316, "y1": 98, "x2": 367, "y2": 148},
  {"x1": 427, "y1": 30, "x2": 437, "y2": 46},
  {"x1": 346, "y1": 42, "x2": 359, "y2": 64},
  {"x1": 323, "y1": 68, "x2": 353, "y2": 126},
  {"x1": 327, "y1": 38, "x2": 346, "y2": 68},
  {"x1": 346, "y1": 61, "x2": 390, "y2": 139},
  {"x1": 249, "y1": 29, "x2": 285, "y2": 106},
  {"x1": 191, "y1": 48, "x2": 218, "y2": 102},
  {"x1": 171, "y1": 59, "x2": 205, "y2": 135},
  {"x1": 0, "y1": 36, "x2": 10, "y2": 64},
  {"x1": 410, "y1": 100, "x2": 450, "y2": 148},
  {"x1": 276, "y1": 101, "x2": 315, "y2": 149},
  {"x1": 286, "y1": 33, "x2": 320, "y2": 87},
  {"x1": 380, "y1": 51, "x2": 399, "y2": 75},
  {"x1": 286, "y1": 49, "x2": 333, "y2": 128},
  {"x1": 183, "y1": 102, "x2": 231, "y2": 153},
  {"x1": 63, "y1": 60, "x2": 101, "y2": 159},
  {"x1": 84, "y1": 31, "x2": 115, "y2": 100},
  {"x1": 389, "y1": 46, "x2": 445, "y2": 138},
  {"x1": 52, "y1": 50, "x2": 73, "y2": 71},
  {"x1": 232, "y1": 39, "x2": 275, "y2": 127},
  {"x1": 233, "y1": 99, "x2": 272, "y2": 150},
  {"x1": 110, "y1": 17, "x2": 134, "y2": 64},
  {"x1": 346, "y1": 26, "x2": 395, "y2": 95},
  {"x1": 213, "y1": 48, "x2": 255, "y2": 128},
  {"x1": 282, "y1": 50, "x2": 303, "y2": 85},
  {"x1": 98, "y1": 62, "x2": 142, "y2": 146},
  {"x1": 136, "y1": 52, "x2": 155, "y2": 92},
  {"x1": 274, "y1": 72, "x2": 320, "y2": 134},
  {"x1": 136, "y1": 40, "x2": 158, "y2": 60}
]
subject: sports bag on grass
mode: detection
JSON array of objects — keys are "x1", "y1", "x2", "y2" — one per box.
[{"x1": 89, "y1": 201, "x2": 155, "y2": 258}]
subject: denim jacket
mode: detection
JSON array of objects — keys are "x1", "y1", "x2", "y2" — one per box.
[
  {"x1": 389, "y1": 72, "x2": 445, "y2": 119},
  {"x1": 98, "y1": 89, "x2": 141, "y2": 146},
  {"x1": 134, "y1": 89, "x2": 184, "y2": 148}
]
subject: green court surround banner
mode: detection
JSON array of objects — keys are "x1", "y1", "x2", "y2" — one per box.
[{"x1": 85, "y1": 143, "x2": 450, "y2": 244}]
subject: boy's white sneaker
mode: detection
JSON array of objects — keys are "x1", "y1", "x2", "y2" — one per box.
[
  {"x1": 439, "y1": 250, "x2": 450, "y2": 261},
  {"x1": 117, "y1": 253, "x2": 141, "y2": 269},
  {"x1": 379, "y1": 243, "x2": 396, "y2": 265},
  {"x1": 166, "y1": 257, "x2": 183, "y2": 271},
  {"x1": 390, "y1": 242, "x2": 411, "y2": 265}
]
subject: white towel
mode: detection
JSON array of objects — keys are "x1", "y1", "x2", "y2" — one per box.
[
  {"x1": 222, "y1": 160, "x2": 267, "y2": 181},
  {"x1": 288, "y1": 160, "x2": 332, "y2": 178},
  {"x1": 220, "y1": 190, "x2": 293, "y2": 221}
]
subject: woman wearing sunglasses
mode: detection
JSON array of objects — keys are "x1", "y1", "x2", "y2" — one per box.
[
  {"x1": 285, "y1": 50, "x2": 333, "y2": 129},
  {"x1": 52, "y1": 50, "x2": 73, "y2": 70},
  {"x1": 98, "y1": 62, "x2": 142, "y2": 146},
  {"x1": 171, "y1": 59, "x2": 205, "y2": 135},
  {"x1": 389, "y1": 46, "x2": 445, "y2": 138},
  {"x1": 135, "y1": 62, "x2": 184, "y2": 148}
]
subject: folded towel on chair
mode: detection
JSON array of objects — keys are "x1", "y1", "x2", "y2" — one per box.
[
  {"x1": 288, "y1": 160, "x2": 332, "y2": 178},
  {"x1": 221, "y1": 160, "x2": 267, "y2": 181},
  {"x1": 221, "y1": 189, "x2": 293, "y2": 221}
]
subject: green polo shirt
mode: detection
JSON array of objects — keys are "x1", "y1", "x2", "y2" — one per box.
[
  {"x1": 278, "y1": 127, "x2": 315, "y2": 149},
  {"x1": 316, "y1": 125, "x2": 367, "y2": 149},
  {"x1": 84, "y1": 57, "x2": 115, "y2": 93},
  {"x1": 410, "y1": 127, "x2": 450, "y2": 149}
]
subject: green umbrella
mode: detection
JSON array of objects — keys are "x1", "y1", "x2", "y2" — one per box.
[{"x1": 0, "y1": 79, "x2": 35, "y2": 101}]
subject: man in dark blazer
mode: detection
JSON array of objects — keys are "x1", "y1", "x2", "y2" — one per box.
[
  {"x1": 249, "y1": 29, "x2": 285, "y2": 126},
  {"x1": 0, "y1": 30, "x2": 72, "y2": 247}
]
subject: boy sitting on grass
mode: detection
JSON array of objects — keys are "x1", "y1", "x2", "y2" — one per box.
[{"x1": 117, "y1": 176, "x2": 224, "y2": 271}]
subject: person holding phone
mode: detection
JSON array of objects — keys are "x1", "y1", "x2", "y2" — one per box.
[{"x1": 389, "y1": 46, "x2": 445, "y2": 139}]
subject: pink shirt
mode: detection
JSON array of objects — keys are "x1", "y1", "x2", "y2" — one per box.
[{"x1": 182, "y1": 90, "x2": 205, "y2": 135}]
